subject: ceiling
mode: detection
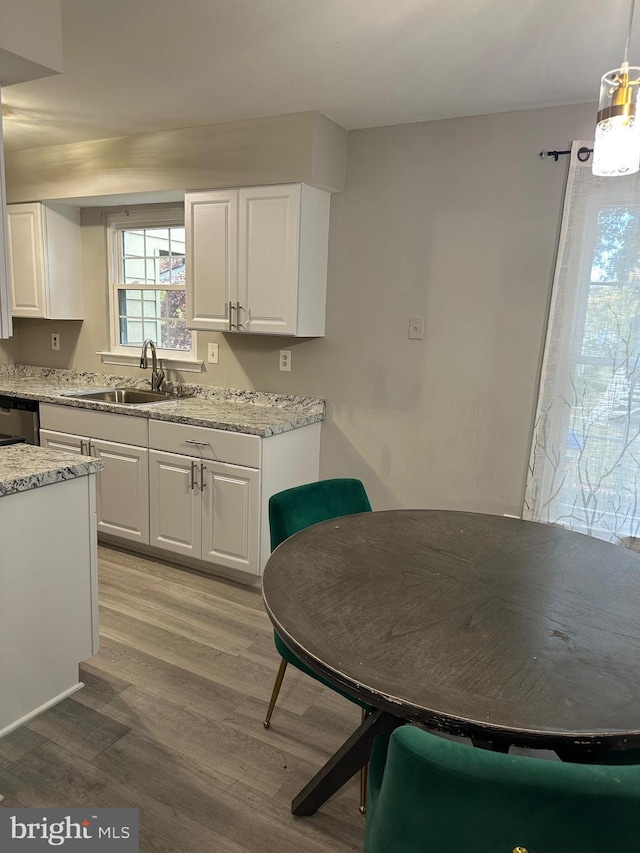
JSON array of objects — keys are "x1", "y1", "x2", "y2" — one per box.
[{"x1": 1, "y1": 0, "x2": 637, "y2": 152}]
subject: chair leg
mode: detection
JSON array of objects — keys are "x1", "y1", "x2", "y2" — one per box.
[
  {"x1": 263, "y1": 658, "x2": 288, "y2": 729},
  {"x1": 359, "y1": 708, "x2": 368, "y2": 815}
]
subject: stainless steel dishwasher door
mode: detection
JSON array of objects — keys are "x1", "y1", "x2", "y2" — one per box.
[{"x1": 0, "y1": 396, "x2": 40, "y2": 444}]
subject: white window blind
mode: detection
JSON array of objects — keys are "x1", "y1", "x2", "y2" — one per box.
[{"x1": 524, "y1": 140, "x2": 640, "y2": 547}]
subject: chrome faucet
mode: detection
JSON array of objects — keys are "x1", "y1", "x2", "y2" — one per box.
[{"x1": 139, "y1": 339, "x2": 165, "y2": 392}]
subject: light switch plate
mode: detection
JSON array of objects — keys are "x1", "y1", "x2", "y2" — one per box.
[
  {"x1": 207, "y1": 343, "x2": 219, "y2": 364},
  {"x1": 408, "y1": 316, "x2": 425, "y2": 340}
]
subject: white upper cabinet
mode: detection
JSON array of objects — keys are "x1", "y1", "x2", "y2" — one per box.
[
  {"x1": 0, "y1": 92, "x2": 11, "y2": 339},
  {"x1": 8, "y1": 202, "x2": 83, "y2": 319},
  {"x1": 185, "y1": 183, "x2": 330, "y2": 336},
  {"x1": 185, "y1": 189, "x2": 237, "y2": 332}
]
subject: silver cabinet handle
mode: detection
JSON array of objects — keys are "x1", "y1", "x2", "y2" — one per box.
[
  {"x1": 184, "y1": 439, "x2": 211, "y2": 447},
  {"x1": 80, "y1": 440, "x2": 88, "y2": 455},
  {"x1": 236, "y1": 301, "x2": 245, "y2": 330},
  {"x1": 228, "y1": 300, "x2": 236, "y2": 331},
  {"x1": 200, "y1": 463, "x2": 206, "y2": 491},
  {"x1": 190, "y1": 460, "x2": 197, "y2": 490}
]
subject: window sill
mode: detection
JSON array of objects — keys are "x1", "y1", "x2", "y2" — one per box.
[{"x1": 97, "y1": 351, "x2": 204, "y2": 373}]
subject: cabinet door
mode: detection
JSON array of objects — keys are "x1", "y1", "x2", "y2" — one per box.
[
  {"x1": 185, "y1": 190, "x2": 237, "y2": 332},
  {"x1": 149, "y1": 450, "x2": 202, "y2": 559},
  {"x1": 90, "y1": 439, "x2": 149, "y2": 544},
  {"x1": 39, "y1": 428, "x2": 85, "y2": 454},
  {"x1": 238, "y1": 185, "x2": 300, "y2": 335},
  {"x1": 201, "y1": 461, "x2": 260, "y2": 575},
  {"x1": 0, "y1": 100, "x2": 12, "y2": 339},
  {"x1": 7, "y1": 203, "x2": 46, "y2": 317}
]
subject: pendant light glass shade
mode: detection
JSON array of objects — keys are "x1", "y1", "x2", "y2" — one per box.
[{"x1": 593, "y1": 61, "x2": 640, "y2": 175}]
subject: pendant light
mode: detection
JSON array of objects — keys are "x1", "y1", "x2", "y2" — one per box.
[{"x1": 593, "y1": 0, "x2": 640, "y2": 176}]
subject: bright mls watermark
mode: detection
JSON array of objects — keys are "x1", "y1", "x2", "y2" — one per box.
[{"x1": 0, "y1": 809, "x2": 139, "y2": 850}]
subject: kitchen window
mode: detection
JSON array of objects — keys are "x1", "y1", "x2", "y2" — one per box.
[{"x1": 105, "y1": 207, "x2": 198, "y2": 366}]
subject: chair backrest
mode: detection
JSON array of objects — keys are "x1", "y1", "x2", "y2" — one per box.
[
  {"x1": 268, "y1": 478, "x2": 372, "y2": 551},
  {"x1": 364, "y1": 725, "x2": 640, "y2": 853}
]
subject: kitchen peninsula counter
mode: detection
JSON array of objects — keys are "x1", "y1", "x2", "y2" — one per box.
[
  {"x1": 0, "y1": 442, "x2": 103, "y2": 497},
  {"x1": 0, "y1": 442, "x2": 100, "y2": 739},
  {"x1": 0, "y1": 365, "x2": 325, "y2": 437}
]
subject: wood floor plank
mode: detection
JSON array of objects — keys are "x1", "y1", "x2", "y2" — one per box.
[
  {"x1": 98, "y1": 566, "x2": 269, "y2": 655},
  {"x1": 0, "y1": 728, "x2": 47, "y2": 772},
  {"x1": 84, "y1": 636, "x2": 248, "y2": 722},
  {"x1": 0, "y1": 545, "x2": 365, "y2": 852},
  {"x1": 0, "y1": 740, "x2": 251, "y2": 853},
  {"x1": 224, "y1": 695, "x2": 361, "y2": 768},
  {"x1": 72, "y1": 660, "x2": 132, "y2": 712},
  {"x1": 93, "y1": 730, "x2": 361, "y2": 853},
  {"x1": 99, "y1": 546, "x2": 264, "y2": 610},
  {"x1": 101, "y1": 559, "x2": 269, "y2": 632},
  {"x1": 26, "y1": 699, "x2": 131, "y2": 762},
  {"x1": 102, "y1": 684, "x2": 316, "y2": 797},
  {"x1": 99, "y1": 605, "x2": 326, "y2": 715}
]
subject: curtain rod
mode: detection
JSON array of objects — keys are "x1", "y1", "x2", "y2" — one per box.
[{"x1": 539, "y1": 146, "x2": 593, "y2": 162}]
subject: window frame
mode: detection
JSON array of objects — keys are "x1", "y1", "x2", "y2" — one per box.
[{"x1": 105, "y1": 206, "x2": 198, "y2": 363}]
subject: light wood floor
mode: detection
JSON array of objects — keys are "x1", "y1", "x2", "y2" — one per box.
[{"x1": 0, "y1": 545, "x2": 365, "y2": 852}]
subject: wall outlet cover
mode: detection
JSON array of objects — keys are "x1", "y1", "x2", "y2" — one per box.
[{"x1": 279, "y1": 350, "x2": 292, "y2": 372}]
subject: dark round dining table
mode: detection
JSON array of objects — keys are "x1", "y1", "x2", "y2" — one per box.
[{"x1": 262, "y1": 509, "x2": 640, "y2": 815}]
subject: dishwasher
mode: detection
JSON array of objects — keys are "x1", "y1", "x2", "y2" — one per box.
[{"x1": 0, "y1": 395, "x2": 40, "y2": 445}]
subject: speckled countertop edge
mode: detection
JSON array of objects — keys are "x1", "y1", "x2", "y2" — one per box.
[
  {"x1": 0, "y1": 443, "x2": 103, "y2": 498},
  {"x1": 0, "y1": 365, "x2": 326, "y2": 437}
]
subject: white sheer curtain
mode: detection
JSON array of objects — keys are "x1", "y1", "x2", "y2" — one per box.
[{"x1": 524, "y1": 140, "x2": 640, "y2": 547}]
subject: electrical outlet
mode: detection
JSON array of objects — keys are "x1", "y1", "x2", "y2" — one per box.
[
  {"x1": 279, "y1": 350, "x2": 292, "y2": 372},
  {"x1": 408, "y1": 316, "x2": 425, "y2": 340},
  {"x1": 51, "y1": 333, "x2": 60, "y2": 351},
  {"x1": 207, "y1": 343, "x2": 219, "y2": 364}
]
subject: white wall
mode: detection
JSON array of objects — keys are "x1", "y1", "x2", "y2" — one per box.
[{"x1": 11, "y1": 101, "x2": 597, "y2": 514}]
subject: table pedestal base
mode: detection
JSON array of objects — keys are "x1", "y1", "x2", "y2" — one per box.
[{"x1": 291, "y1": 709, "x2": 403, "y2": 816}]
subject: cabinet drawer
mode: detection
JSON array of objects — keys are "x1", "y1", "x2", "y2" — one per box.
[
  {"x1": 148, "y1": 420, "x2": 260, "y2": 468},
  {"x1": 39, "y1": 403, "x2": 148, "y2": 446}
]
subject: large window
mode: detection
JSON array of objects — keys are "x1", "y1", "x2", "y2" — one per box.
[
  {"x1": 524, "y1": 142, "x2": 640, "y2": 546},
  {"x1": 107, "y1": 208, "x2": 194, "y2": 357}
]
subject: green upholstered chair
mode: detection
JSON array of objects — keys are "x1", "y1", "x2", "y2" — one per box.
[
  {"x1": 364, "y1": 725, "x2": 640, "y2": 853},
  {"x1": 264, "y1": 477, "x2": 373, "y2": 813}
]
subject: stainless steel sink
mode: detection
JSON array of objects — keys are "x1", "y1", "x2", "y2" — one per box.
[{"x1": 64, "y1": 388, "x2": 173, "y2": 404}]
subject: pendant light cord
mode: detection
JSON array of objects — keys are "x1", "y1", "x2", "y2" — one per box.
[{"x1": 624, "y1": 0, "x2": 636, "y2": 64}]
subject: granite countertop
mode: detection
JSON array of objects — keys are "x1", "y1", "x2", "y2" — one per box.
[
  {"x1": 0, "y1": 366, "x2": 326, "y2": 437},
  {"x1": 0, "y1": 443, "x2": 103, "y2": 498}
]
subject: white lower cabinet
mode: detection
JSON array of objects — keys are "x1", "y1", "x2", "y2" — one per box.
[
  {"x1": 149, "y1": 450, "x2": 260, "y2": 573},
  {"x1": 39, "y1": 402, "x2": 321, "y2": 580},
  {"x1": 149, "y1": 450, "x2": 200, "y2": 558},
  {"x1": 40, "y1": 428, "x2": 149, "y2": 545},
  {"x1": 89, "y1": 439, "x2": 149, "y2": 543}
]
